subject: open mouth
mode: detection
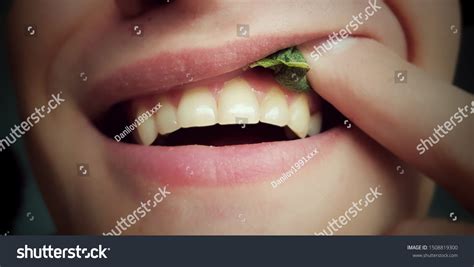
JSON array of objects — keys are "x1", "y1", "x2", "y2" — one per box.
[
  {"x1": 89, "y1": 41, "x2": 345, "y2": 187},
  {"x1": 96, "y1": 67, "x2": 338, "y2": 147}
]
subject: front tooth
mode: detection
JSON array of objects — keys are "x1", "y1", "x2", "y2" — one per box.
[
  {"x1": 131, "y1": 101, "x2": 158, "y2": 146},
  {"x1": 177, "y1": 87, "x2": 217, "y2": 128},
  {"x1": 288, "y1": 94, "x2": 310, "y2": 138},
  {"x1": 218, "y1": 78, "x2": 259, "y2": 125},
  {"x1": 155, "y1": 97, "x2": 180, "y2": 135},
  {"x1": 308, "y1": 113, "x2": 322, "y2": 136},
  {"x1": 260, "y1": 88, "x2": 289, "y2": 127}
]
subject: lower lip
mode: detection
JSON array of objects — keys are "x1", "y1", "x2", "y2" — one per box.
[{"x1": 106, "y1": 127, "x2": 343, "y2": 187}]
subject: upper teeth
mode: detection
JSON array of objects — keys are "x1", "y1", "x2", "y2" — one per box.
[
  {"x1": 131, "y1": 77, "x2": 322, "y2": 145},
  {"x1": 218, "y1": 78, "x2": 260, "y2": 125},
  {"x1": 178, "y1": 87, "x2": 217, "y2": 128},
  {"x1": 288, "y1": 94, "x2": 311, "y2": 139},
  {"x1": 260, "y1": 87, "x2": 289, "y2": 127},
  {"x1": 156, "y1": 97, "x2": 180, "y2": 135}
]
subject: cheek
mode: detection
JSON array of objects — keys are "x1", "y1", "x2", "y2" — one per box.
[
  {"x1": 385, "y1": 0, "x2": 461, "y2": 81},
  {"x1": 8, "y1": 0, "x2": 117, "y2": 113},
  {"x1": 287, "y1": 129, "x2": 425, "y2": 234}
]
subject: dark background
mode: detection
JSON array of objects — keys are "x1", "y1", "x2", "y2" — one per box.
[{"x1": 0, "y1": 1, "x2": 473, "y2": 235}]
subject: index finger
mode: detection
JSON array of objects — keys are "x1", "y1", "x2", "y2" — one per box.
[{"x1": 299, "y1": 38, "x2": 474, "y2": 212}]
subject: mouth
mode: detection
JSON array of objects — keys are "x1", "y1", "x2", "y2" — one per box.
[
  {"x1": 89, "y1": 37, "x2": 345, "y2": 187},
  {"x1": 96, "y1": 72, "x2": 342, "y2": 187},
  {"x1": 97, "y1": 67, "x2": 331, "y2": 146}
]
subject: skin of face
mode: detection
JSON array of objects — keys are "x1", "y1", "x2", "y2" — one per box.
[{"x1": 7, "y1": 0, "x2": 460, "y2": 234}]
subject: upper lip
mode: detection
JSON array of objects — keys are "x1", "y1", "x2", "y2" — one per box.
[
  {"x1": 60, "y1": 1, "x2": 403, "y2": 121},
  {"x1": 83, "y1": 33, "x2": 327, "y2": 118},
  {"x1": 77, "y1": 1, "x2": 405, "y2": 118}
]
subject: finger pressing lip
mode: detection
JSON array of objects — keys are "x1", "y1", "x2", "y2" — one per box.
[{"x1": 298, "y1": 37, "x2": 474, "y2": 212}]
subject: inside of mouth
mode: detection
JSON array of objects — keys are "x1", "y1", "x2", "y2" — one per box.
[
  {"x1": 157, "y1": 124, "x2": 292, "y2": 146},
  {"x1": 96, "y1": 97, "x2": 342, "y2": 147},
  {"x1": 94, "y1": 68, "x2": 344, "y2": 147}
]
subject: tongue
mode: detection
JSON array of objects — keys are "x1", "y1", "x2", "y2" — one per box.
[{"x1": 156, "y1": 124, "x2": 291, "y2": 146}]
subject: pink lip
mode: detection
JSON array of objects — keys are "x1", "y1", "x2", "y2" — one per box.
[
  {"x1": 93, "y1": 33, "x2": 339, "y2": 188},
  {"x1": 106, "y1": 127, "x2": 343, "y2": 187},
  {"x1": 94, "y1": 34, "x2": 343, "y2": 188},
  {"x1": 86, "y1": 33, "x2": 327, "y2": 117}
]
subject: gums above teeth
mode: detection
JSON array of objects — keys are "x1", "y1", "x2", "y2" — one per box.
[{"x1": 131, "y1": 71, "x2": 322, "y2": 145}]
